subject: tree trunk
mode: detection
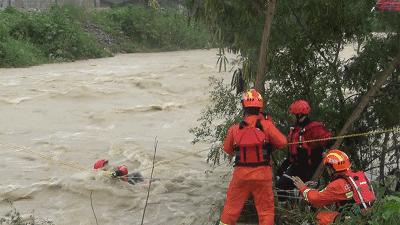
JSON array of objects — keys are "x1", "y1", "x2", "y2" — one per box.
[
  {"x1": 333, "y1": 52, "x2": 400, "y2": 149},
  {"x1": 379, "y1": 133, "x2": 390, "y2": 183},
  {"x1": 255, "y1": 0, "x2": 277, "y2": 98},
  {"x1": 312, "y1": 50, "x2": 400, "y2": 181},
  {"x1": 393, "y1": 133, "x2": 399, "y2": 170}
]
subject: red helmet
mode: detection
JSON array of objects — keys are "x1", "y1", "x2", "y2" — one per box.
[
  {"x1": 323, "y1": 149, "x2": 351, "y2": 172},
  {"x1": 242, "y1": 89, "x2": 263, "y2": 108},
  {"x1": 116, "y1": 165, "x2": 128, "y2": 176},
  {"x1": 289, "y1": 100, "x2": 311, "y2": 115},
  {"x1": 94, "y1": 159, "x2": 108, "y2": 169}
]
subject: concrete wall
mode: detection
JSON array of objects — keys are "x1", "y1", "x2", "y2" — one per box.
[{"x1": 0, "y1": 0, "x2": 101, "y2": 10}]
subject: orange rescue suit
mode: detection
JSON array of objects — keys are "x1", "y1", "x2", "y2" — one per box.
[
  {"x1": 221, "y1": 115, "x2": 287, "y2": 225},
  {"x1": 299, "y1": 178, "x2": 354, "y2": 225}
]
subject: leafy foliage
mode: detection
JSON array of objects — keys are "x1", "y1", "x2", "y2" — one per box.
[
  {"x1": 0, "y1": 5, "x2": 212, "y2": 68},
  {"x1": 189, "y1": 77, "x2": 241, "y2": 164},
  {"x1": 90, "y1": 6, "x2": 212, "y2": 52},
  {"x1": 0, "y1": 205, "x2": 54, "y2": 225},
  {"x1": 189, "y1": 1, "x2": 400, "y2": 223},
  {"x1": 334, "y1": 194, "x2": 400, "y2": 225},
  {"x1": 0, "y1": 6, "x2": 107, "y2": 67},
  {"x1": 189, "y1": 0, "x2": 400, "y2": 174},
  {"x1": 187, "y1": 0, "x2": 265, "y2": 84},
  {"x1": 0, "y1": 38, "x2": 45, "y2": 67}
]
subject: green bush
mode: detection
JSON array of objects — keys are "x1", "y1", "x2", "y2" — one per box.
[
  {"x1": 0, "y1": 21, "x2": 9, "y2": 40},
  {"x1": 0, "y1": 5, "x2": 211, "y2": 68},
  {"x1": 91, "y1": 6, "x2": 211, "y2": 52},
  {"x1": 0, "y1": 38, "x2": 45, "y2": 67},
  {"x1": 0, "y1": 205, "x2": 54, "y2": 225},
  {"x1": 335, "y1": 194, "x2": 400, "y2": 225},
  {"x1": 34, "y1": 7, "x2": 107, "y2": 61},
  {"x1": 0, "y1": 6, "x2": 108, "y2": 67}
]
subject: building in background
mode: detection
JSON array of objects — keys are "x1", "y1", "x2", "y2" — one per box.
[
  {"x1": 0, "y1": 0, "x2": 100, "y2": 10},
  {"x1": 0, "y1": 0, "x2": 184, "y2": 9}
]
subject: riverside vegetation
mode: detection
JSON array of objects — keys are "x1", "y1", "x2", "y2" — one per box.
[
  {"x1": 189, "y1": 0, "x2": 400, "y2": 224},
  {"x1": 1, "y1": 1, "x2": 399, "y2": 224},
  {"x1": 0, "y1": 5, "x2": 211, "y2": 68}
]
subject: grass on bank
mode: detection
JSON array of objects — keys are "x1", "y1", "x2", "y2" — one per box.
[
  {"x1": 0, "y1": 5, "x2": 212, "y2": 68},
  {"x1": 90, "y1": 6, "x2": 211, "y2": 52},
  {"x1": 0, "y1": 205, "x2": 54, "y2": 225}
]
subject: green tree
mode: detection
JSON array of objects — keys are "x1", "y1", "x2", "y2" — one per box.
[{"x1": 189, "y1": 0, "x2": 400, "y2": 179}]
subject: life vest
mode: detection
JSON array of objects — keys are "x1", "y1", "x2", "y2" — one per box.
[
  {"x1": 335, "y1": 170, "x2": 376, "y2": 210},
  {"x1": 288, "y1": 121, "x2": 325, "y2": 165},
  {"x1": 233, "y1": 120, "x2": 271, "y2": 167}
]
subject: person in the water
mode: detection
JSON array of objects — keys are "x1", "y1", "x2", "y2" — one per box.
[{"x1": 93, "y1": 159, "x2": 144, "y2": 185}]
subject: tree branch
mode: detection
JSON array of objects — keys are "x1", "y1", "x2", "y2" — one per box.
[
  {"x1": 256, "y1": 0, "x2": 277, "y2": 97},
  {"x1": 332, "y1": 52, "x2": 400, "y2": 149},
  {"x1": 312, "y1": 50, "x2": 400, "y2": 181}
]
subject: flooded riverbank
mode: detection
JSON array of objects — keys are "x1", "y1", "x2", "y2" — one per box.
[{"x1": 0, "y1": 49, "x2": 233, "y2": 225}]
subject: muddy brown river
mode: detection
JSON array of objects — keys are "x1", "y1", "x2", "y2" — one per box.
[{"x1": 0, "y1": 50, "x2": 235, "y2": 225}]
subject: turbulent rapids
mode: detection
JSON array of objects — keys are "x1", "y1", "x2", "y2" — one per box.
[{"x1": 0, "y1": 50, "x2": 233, "y2": 225}]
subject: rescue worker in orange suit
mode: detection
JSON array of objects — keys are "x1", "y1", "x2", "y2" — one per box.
[
  {"x1": 219, "y1": 89, "x2": 287, "y2": 225},
  {"x1": 292, "y1": 149, "x2": 376, "y2": 225},
  {"x1": 93, "y1": 159, "x2": 143, "y2": 185},
  {"x1": 276, "y1": 100, "x2": 332, "y2": 200}
]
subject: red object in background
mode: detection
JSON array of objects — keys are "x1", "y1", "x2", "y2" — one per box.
[
  {"x1": 289, "y1": 100, "x2": 311, "y2": 115},
  {"x1": 375, "y1": 0, "x2": 400, "y2": 12},
  {"x1": 116, "y1": 165, "x2": 128, "y2": 176},
  {"x1": 93, "y1": 159, "x2": 108, "y2": 169},
  {"x1": 287, "y1": 121, "x2": 332, "y2": 166}
]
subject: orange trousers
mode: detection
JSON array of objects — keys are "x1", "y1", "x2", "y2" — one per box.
[
  {"x1": 220, "y1": 167, "x2": 274, "y2": 225},
  {"x1": 316, "y1": 211, "x2": 339, "y2": 225}
]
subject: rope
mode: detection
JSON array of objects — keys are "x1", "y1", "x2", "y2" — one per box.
[
  {"x1": 140, "y1": 127, "x2": 400, "y2": 172},
  {"x1": 0, "y1": 144, "x2": 88, "y2": 171},
  {"x1": 2, "y1": 127, "x2": 398, "y2": 178},
  {"x1": 274, "y1": 194, "x2": 303, "y2": 200},
  {"x1": 90, "y1": 191, "x2": 99, "y2": 225},
  {"x1": 287, "y1": 127, "x2": 400, "y2": 145},
  {"x1": 0, "y1": 126, "x2": 396, "y2": 193},
  {"x1": 140, "y1": 137, "x2": 158, "y2": 225},
  {"x1": 0, "y1": 136, "x2": 322, "y2": 225},
  {"x1": 139, "y1": 148, "x2": 209, "y2": 172}
]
